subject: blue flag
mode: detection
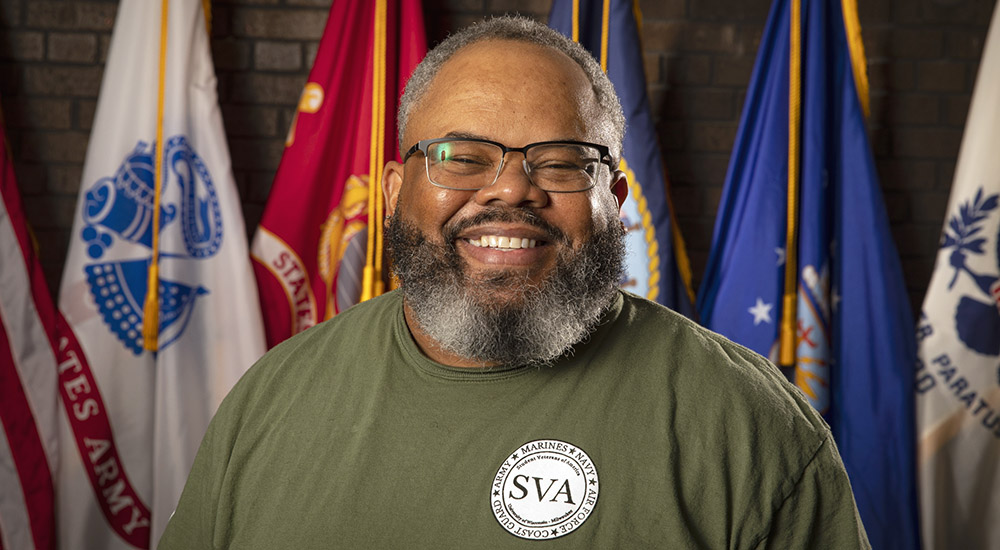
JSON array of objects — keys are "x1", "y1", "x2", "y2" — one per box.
[
  {"x1": 549, "y1": 0, "x2": 694, "y2": 316},
  {"x1": 696, "y1": 0, "x2": 920, "y2": 547}
]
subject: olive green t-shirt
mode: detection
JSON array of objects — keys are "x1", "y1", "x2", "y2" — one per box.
[{"x1": 159, "y1": 290, "x2": 869, "y2": 549}]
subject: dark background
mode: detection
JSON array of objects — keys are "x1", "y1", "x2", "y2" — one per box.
[{"x1": 1, "y1": 0, "x2": 995, "y2": 315}]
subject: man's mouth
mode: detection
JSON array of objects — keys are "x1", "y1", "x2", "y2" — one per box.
[{"x1": 466, "y1": 236, "x2": 540, "y2": 249}]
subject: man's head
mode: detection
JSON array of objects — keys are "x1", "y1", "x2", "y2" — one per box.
[{"x1": 382, "y1": 16, "x2": 629, "y2": 368}]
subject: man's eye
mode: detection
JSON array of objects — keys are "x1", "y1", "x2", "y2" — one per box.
[{"x1": 443, "y1": 155, "x2": 491, "y2": 166}]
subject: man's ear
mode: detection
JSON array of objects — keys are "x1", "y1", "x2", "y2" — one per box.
[
  {"x1": 382, "y1": 160, "x2": 404, "y2": 218},
  {"x1": 610, "y1": 170, "x2": 628, "y2": 213}
]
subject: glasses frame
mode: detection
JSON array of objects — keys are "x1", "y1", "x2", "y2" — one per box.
[{"x1": 402, "y1": 137, "x2": 617, "y2": 193}]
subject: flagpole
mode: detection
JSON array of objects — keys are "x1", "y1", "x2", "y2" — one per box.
[{"x1": 779, "y1": 0, "x2": 801, "y2": 368}]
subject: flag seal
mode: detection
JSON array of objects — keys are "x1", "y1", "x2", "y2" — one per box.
[{"x1": 78, "y1": 136, "x2": 222, "y2": 354}]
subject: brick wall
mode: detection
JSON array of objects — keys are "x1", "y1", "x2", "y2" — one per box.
[{"x1": 0, "y1": 0, "x2": 994, "y2": 314}]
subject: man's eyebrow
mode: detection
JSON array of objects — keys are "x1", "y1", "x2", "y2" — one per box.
[{"x1": 443, "y1": 131, "x2": 487, "y2": 140}]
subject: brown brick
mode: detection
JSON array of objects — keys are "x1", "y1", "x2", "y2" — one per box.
[
  {"x1": 687, "y1": 121, "x2": 737, "y2": 152},
  {"x1": 711, "y1": 55, "x2": 754, "y2": 86},
  {"x1": 487, "y1": 0, "x2": 551, "y2": 17},
  {"x1": 664, "y1": 54, "x2": 711, "y2": 85},
  {"x1": 47, "y1": 164, "x2": 83, "y2": 194},
  {"x1": 942, "y1": 94, "x2": 971, "y2": 127},
  {"x1": 891, "y1": 223, "x2": 941, "y2": 257},
  {"x1": 19, "y1": 131, "x2": 89, "y2": 163},
  {"x1": 910, "y1": 191, "x2": 950, "y2": 223},
  {"x1": 876, "y1": 159, "x2": 936, "y2": 190},
  {"x1": 285, "y1": 0, "x2": 336, "y2": 6},
  {"x1": 12, "y1": 163, "x2": 48, "y2": 195},
  {"x1": 945, "y1": 29, "x2": 988, "y2": 59},
  {"x1": 229, "y1": 73, "x2": 305, "y2": 105},
  {"x1": 305, "y1": 41, "x2": 320, "y2": 68},
  {"x1": 0, "y1": 0, "x2": 23, "y2": 25},
  {"x1": 891, "y1": 127, "x2": 962, "y2": 159},
  {"x1": 3, "y1": 98, "x2": 72, "y2": 129},
  {"x1": 48, "y1": 32, "x2": 98, "y2": 63},
  {"x1": 247, "y1": 171, "x2": 276, "y2": 203},
  {"x1": 228, "y1": 137, "x2": 285, "y2": 171},
  {"x1": 682, "y1": 22, "x2": 740, "y2": 54},
  {"x1": 862, "y1": 28, "x2": 891, "y2": 60},
  {"x1": 221, "y1": 105, "x2": 280, "y2": 137},
  {"x1": 0, "y1": 62, "x2": 20, "y2": 94},
  {"x1": 688, "y1": 0, "x2": 768, "y2": 21},
  {"x1": 896, "y1": 0, "x2": 995, "y2": 26},
  {"x1": 212, "y1": 39, "x2": 251, "y2": 71},
  {"x1": 660, "y1": 88, "x2": 734, "y2": 120},
  {"x1": 76, "y1": 99, "x2": 98, "y2": 131},
  {"x1": 891, "y1": 29, "x2": 942, "y2": 59},
  {"x1": 0, "y1": 31, "x2": 45, "y2": 61},
  {"x1": 857, "y1": 0, "x2": 890, "y2": 25},
  {"x1": 24, "y1": 65, "x2": 103, "y2": 97},
  {"x1": 254, "y1": 41, "x2": 301, "y2": 71},
  {"x1": 232, "y1": 8, "x2": 329, "y2": 40},
  {"x1": 867, "y1": 60, "x2": 914, "y2": 91},
  {"x1": 664, "y1": 152, "x2": 730, "y2": 185},
  {"x1": 22, "y1": 194, "x2": 79, "y2": 230},
  {"x1": 643, "y1": 52, "x2": 662, "y2": 84},
  {"x1": 916, "y1": 61, "x2": 967, "y2": 92},
  {"x1": 98, "y1": 34, "x2": 111, "y2": 63},
  {"x1": 641, "y1": 20, "x2": 682, "y2": 52},
  {"x1": 935, "y1": 161, "x2": 957, "y2": 191},
  {"x1": 26, "y1": 1, "x2": 117, "y2": 31},
  {"x1": 882, "y1": 190, "x2": 910, "y2": 222},
  {"x1": 656, "y1": 119, "x2": 686, "y2": 151},
  {"x1": 883, "y1": 93, "x2": 940, "y2": 125}
]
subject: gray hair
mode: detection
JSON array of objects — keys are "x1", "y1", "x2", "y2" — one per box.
[{"x1": 397, "y1": 15, "x2": 626, "y2": 161}]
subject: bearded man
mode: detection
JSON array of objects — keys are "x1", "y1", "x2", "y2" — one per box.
[{"x1": 159, "y1": 16, "x2": 870, "y2": 549}]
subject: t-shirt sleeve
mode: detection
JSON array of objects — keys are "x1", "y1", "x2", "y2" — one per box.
[{"x1": 755, "y1": 434, "x2": 872, "y2": 550}]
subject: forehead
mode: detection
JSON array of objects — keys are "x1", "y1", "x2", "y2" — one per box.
[{"x1": 405, "y1": 40, "x2": 601, "y2": 146}]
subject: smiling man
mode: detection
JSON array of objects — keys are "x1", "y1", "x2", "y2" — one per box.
[{"x1": 159, "y1": 16, "x2": 870, "y2": 549}]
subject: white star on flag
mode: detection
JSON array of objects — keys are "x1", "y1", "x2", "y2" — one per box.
[
  {"x1": 775, "y1": 247, "x2": 786, "y2": 266},
  {"x1": 748, "y1": 298, "x2": 773, "y2": 325}
]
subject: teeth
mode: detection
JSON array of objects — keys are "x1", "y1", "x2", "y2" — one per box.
[{"x1": 468, "y1": 236, "x2": 538, "y2": 249}]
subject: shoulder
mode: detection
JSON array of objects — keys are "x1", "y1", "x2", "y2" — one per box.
[
  {"x1": 611, "y1": 289, "x2": 832, "y2": 467},
  {"x1": 218, "y1": 290, "x2": 403, "y2": 416}
]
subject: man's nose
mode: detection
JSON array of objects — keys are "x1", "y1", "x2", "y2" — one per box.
[{"x1": 473, "y1": 154, "x2": 549, "y2": 208}]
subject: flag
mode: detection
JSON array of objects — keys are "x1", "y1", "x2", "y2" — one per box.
[
  {"x1": 251, "y1": 0, "x2": 426, "y2": 348},
  {"x1": 696, "y1": 0, "x2": 920, "y2": 547},
  {"x1": 915, "y1": 2, "x2": 1000, "y2": 548},
  {"x1": 548, "y1": 0, "x2": 695, "y2": 315},
  {"x1": 0, "y1": 103, "x2": 58, "y2": 550},
  {"x1": 57, "y1": 1, "x2": 265, "y2": 547}
]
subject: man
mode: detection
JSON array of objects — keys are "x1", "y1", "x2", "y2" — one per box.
[{"x1": 159, "y1": 16, "x2": 870, "y2": 548}]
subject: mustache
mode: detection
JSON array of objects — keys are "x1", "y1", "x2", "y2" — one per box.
[{"x1": 441, "y1": 207, "x2": 568, "y2": 245}]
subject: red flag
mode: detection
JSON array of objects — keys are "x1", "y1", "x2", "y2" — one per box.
[
  {"x1": 0, "y1": 104, "x2": 57, "y2": 550},
  {"x1": 251, "y1": 0, "x2": 427, "y2": 347}
]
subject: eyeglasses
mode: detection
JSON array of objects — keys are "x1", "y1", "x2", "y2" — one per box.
[{"x1": 402, "y1": 137, "x2": 616, "y2": 193}]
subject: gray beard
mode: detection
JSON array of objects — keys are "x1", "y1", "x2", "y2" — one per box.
[{"x1": 385, "y1": 205, "x2": 626, "y2": 367}]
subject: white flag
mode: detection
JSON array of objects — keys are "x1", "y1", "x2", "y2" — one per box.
[
  {"x1": 57, "y1": 1, "x2": 266, "y2": 548},
  {"x1": 915, "y1": 2, "x2": 1000, "y2": 549}
]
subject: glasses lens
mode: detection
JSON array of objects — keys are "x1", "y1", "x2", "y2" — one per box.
[
  {"x1": 426, "y1": 140, "x2": 502, "y2": 189},
  {"x1": 525, "y1": 144, "x2": 604, "y2": 192}
]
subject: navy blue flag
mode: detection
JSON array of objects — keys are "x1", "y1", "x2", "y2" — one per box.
[
  {"x1": 549, "y1": 0, "x2": 694, "y2": 315},
  {"x1": 696, "y1": 0, "x2": 920, "y2": 547}
]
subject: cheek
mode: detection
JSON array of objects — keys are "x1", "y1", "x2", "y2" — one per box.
[{"x1": 399, "y1": 181, "x2": 469, "y2": 233}]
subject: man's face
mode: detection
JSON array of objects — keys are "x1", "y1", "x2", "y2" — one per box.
[{"x1": 382, "y1": 40, "x2": 628, "y2": 367}]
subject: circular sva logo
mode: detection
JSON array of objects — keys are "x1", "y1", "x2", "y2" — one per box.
[{"x1": 491, "y1": 439, "x2": 599, "y2": 540}]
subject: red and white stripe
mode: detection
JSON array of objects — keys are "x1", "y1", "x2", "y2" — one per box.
[{"x1": 0, "y1": 115, "x2": 59, "y2": 550}]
